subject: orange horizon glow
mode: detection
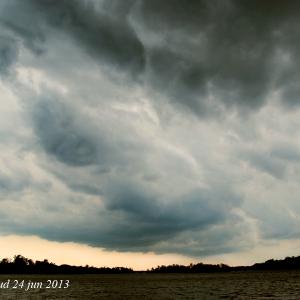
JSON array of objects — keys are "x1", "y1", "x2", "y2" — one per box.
[{"x1": 0, "y1": 235, "x2": 299, "y2": 271}]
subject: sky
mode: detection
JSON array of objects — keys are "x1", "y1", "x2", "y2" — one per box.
[{"x1": 1, "y1": 0, "x2": 300, "y2": 270}]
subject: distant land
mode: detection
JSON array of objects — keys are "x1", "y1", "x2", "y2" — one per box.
[{"x1": 1, "y1": 255, "x2": 300, "y2": 274}]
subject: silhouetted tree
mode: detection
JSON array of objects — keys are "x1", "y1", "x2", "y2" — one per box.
[{"x1": 0, "y1": 255, "x2": 134, "y2": 274}]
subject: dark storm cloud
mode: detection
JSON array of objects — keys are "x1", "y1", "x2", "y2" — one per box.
[
  {"x1": 7, "y1": 181, "x2": 241, "y2": 255},
  {"x1": 3, "y1": 0, "x2": 300, "y2": 257},
  {"x1": 97, "y1": 184, "x2": 241, "y2": 252},
  {"x1": 31, "y1": 94, "x2": 149, "y2": 169},
  {"x1": 2, "y1": 0, "x2": 300, "y2": 114},
  {"x1": 135, "y1": 0, "x2": 300, "y2": 114},
  {"x1": 25, "y1": 93, "x2": 244, "y2": 254},
  {"x1": 0, "y1": 0, "x2": 144, "y2": 77},
  {"x1": 153, "y1": 213, "x2": 252, "y2": 256},
  {"x1": 33, "y1": 99, "x2": 99, "y2": 166},
  {"x1": 0, "y1": 1, "x2": 45, "y2": 55}
]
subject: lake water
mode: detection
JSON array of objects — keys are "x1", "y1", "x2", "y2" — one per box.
[{"x1": 0, "y1": 271, "x2": 299, "y2": 299}]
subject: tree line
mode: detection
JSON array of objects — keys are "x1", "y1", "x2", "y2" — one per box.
[
  {"x1": 0, "y1": 255, "x2": 133, "y2": 274},
  {"x1": 1, "y1": 254, "x2": 300, "y2": 274},
  {"x1": 150, "y1": 256, "x2": 300, "y2": 273}
]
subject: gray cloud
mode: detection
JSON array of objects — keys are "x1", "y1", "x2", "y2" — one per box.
[
  {"x1": 0, "y1": 171, "x2": 29, "y2": 195},
  {"x1": 100, "y1": 183, "x2": 239, "y2": 249},
  {"x1": 7, "y1": 182, "x2": 241, "y2": 254},
  {"x1": 0, "y1": 35, "x2": 18, "y2": 75},
  {"x1": 238, "y1": 142, "x2": 300, "y2": 180},
  {"x1": 0, "y1": 0, "x2": 145, "y2": 77},
  {"x1": 0, "y1": 1, "x2": 299, "y2": 114},
  {"x1": 240, "y1": 150, "x2": 286, "y2": 179},
  {"x1": 2, "y1": 0, "x2": 300, "y2": 114},
  {"x1": 33, "y1": 98, "x2": 99, "y2": 167},
  {"x1": 3, "y1": 0, "x2": 300, "y2": 259},
  {"x1": 271, "y1": 144, "x2": 300, "y2": 162},
  {"x1": 132, "y1": 0, "x2": 300, "y2": 114},
  {"x1": 15, "y1": 91, "x2": 245, "y2": 255}
]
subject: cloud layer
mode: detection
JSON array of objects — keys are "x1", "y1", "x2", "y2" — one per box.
[{"x1": 1, "y1": 0, "x2": 300, "y2": 258}]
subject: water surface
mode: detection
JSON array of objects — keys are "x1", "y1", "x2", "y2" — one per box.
[{"x1": 0, "y1": 271, "x2": 299, "y2": 299}]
